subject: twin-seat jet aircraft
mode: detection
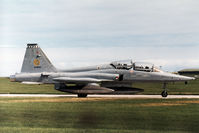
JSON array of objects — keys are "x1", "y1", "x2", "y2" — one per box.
[{"x1": 10, "y1": 44, "x2": 195, "y2": 97}]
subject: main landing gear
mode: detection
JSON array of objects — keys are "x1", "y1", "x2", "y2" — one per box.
[
  {"x1": 161, "y1": 83, "x2": 168, "y2": 97},
  {"x1": 78, "y1": 94, "x2": 88, "y2": 98}
]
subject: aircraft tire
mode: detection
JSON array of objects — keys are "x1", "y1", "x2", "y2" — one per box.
[
  {"x1": 78, "y1": 94, "x2": 88, "y2": 98},
  {"x1": 161, "y1": 91, "x2": 168, "y2": 97}
]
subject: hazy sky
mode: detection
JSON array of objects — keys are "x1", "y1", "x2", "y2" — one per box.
[{"x1": 1, "y1": 0, "x2": 199, "y2": 76}]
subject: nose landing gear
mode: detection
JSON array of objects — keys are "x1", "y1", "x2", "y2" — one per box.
[
  {"x1": 161, "y1": 90, "x2": 168, "y2": 97},
  {"x1": 161, "y1": 83, "x2": 168, "y2": 97}
]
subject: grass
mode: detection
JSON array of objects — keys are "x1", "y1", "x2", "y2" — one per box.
[
  {"x1": 0, "y1": 77, "x2": 64, "y2": 94},
  {"x1": 1, "y1": 77, "x2": 199, "y2": 133},
  {"x1": 134, "y1": 78, "x2": 199, "y2": 95},
  {"x1": 1, "y1": 77, "x2": 199, "y2": 95},
  {"x1": 0, "y1": 97, "x2": 199, "y2": 133}
]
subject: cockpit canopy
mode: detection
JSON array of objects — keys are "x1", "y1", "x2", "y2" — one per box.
[
  {"x1": 111, "y1": 60, "x2": 133, "y2": 70},
  {"x1": 110, "y1": 60, "x2": 161, "y2": 72},
  {"x1": 133, "y1": 62, "x2": 154, "y2": 72}
]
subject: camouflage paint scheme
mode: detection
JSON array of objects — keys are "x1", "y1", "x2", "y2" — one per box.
[{"x1": 10, "y1": 44, "x2": 195, "y2": 97}]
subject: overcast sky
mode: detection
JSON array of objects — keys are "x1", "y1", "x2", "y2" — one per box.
[{"x1": 1, "y1": 0, "x2": 199, "y2": 76}]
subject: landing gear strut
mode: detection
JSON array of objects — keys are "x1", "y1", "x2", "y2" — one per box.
[
  {"x1": 161, "y1": 83, "x2": 168, "y2": 97},
  {"x1": 77, "y1": 94, "x2": 88, "y2": 98}
]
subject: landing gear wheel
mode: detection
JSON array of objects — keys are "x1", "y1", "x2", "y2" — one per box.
[
  {"x1": 77, "y1": 94, "x2": 88, "y2": 98},
  {"x1": 161, "y1": 83, "x2": 168, "y2": 97},
  {"x1": 161, "y1": 90, "x2": 168, "y2": 97}
]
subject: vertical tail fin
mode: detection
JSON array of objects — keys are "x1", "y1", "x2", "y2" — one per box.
[{"x1": 21, "y1": 44, "x2": 57, "y2": 73}]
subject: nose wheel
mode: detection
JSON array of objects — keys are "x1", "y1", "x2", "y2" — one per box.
[
  {"x1": 161, "y1": 83, "x2": 168, "y2": 97},
  {"x1": 161, "y1": 90, "x2": 168, "y2": 97}
]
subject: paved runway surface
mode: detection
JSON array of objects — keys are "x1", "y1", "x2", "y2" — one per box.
[{"x1": 1, "y1": 94, "x2": 199, "y2": 98}]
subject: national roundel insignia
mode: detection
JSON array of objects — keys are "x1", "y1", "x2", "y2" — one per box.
[{"x1": 33, "y1": 59, "x2": 40, "y2": 66}]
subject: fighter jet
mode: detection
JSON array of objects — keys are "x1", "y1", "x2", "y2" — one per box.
[{"x1": 10, "y1": 44, "x2": 195, "y2": 97}]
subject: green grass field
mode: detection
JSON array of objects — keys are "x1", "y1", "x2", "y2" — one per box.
[
  {"x1": 1, "y1": 77, "x2": 199, "y2": 95},
  {"x1": 0, "y1": 97, "x2": 199, "y2": 133},
  {"x1": 1, "y1": 78, "x2": 199, "y2": 133},
  {"x1": 0, "y1": 77, "x2": 63, "y2": 94}
]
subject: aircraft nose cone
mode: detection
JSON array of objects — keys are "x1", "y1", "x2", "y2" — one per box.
[
  {"x1": 187, "y1": 77, "x2": 195, "y2": 80},
  {"x1": 175, "y1": 75, "x2": 195, "y2": 81}
]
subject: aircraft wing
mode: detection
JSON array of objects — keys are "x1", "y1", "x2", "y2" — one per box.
[
  {"x1": 53, "y1": 77, "x2": 113, "y2": 83},
  {"x1": 52, "y1": 73, "x2": 120, "y2": 83}
]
